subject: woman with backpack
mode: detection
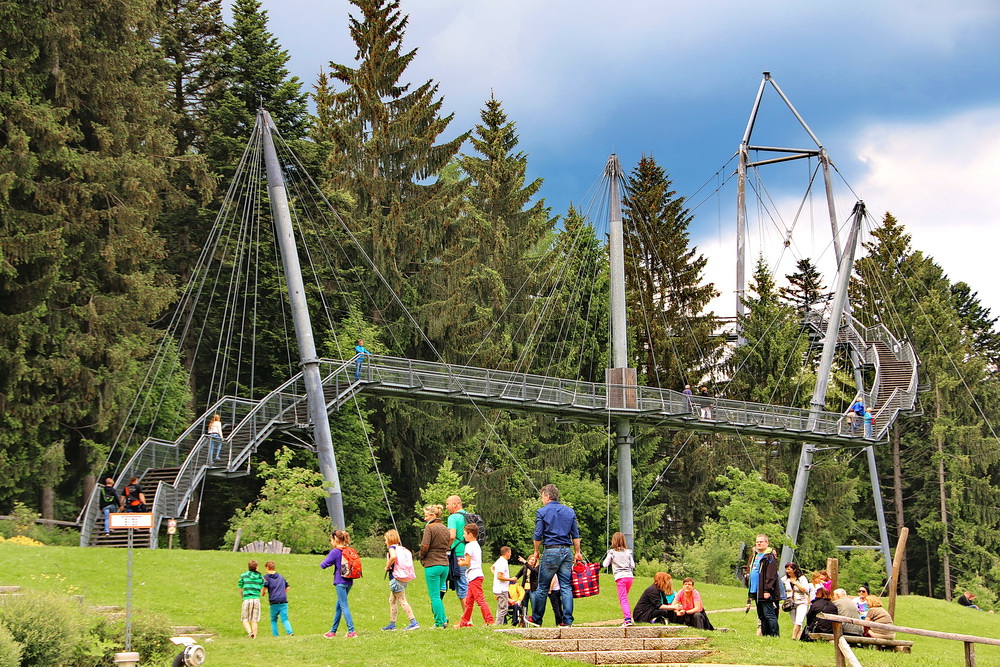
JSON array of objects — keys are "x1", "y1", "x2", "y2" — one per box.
[
  {"x1": 382, "y1": 529, "x2": 419, "y2": 631},
  {"x1": 319, "y1": 530, "x2": 358, "y2": 638}
]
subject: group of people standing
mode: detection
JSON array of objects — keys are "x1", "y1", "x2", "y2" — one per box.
[{"x1": 746, "y1": 533, "x2": 895, "y2": 641}]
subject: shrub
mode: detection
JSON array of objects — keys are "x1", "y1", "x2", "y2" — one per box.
[
  {"x1": 0, "y1": 589, "x2": 84, "y2": 666},
  {"x1": 0, "y1": 623, "x2": 23, "y2": 667},
  {"x1": 9, "y1": 502, "x2": 38, "y2": 536},
  {"x1": 85, "y1": 610, "x2": 176, "y2": 666}
]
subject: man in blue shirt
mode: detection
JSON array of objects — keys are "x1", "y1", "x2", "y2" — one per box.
[
  {"x1": 744, "y1": 533, "x2": 781, "y2": 636},
  {"x1": 529, "y1": 483, "x2": 583, "y2": 626},
  {"x1": 354, "y1": 338, "x2": 370, "y2": 380}
]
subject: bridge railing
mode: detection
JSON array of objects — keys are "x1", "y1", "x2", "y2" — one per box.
[
  {"x1": 147, "y1": 436, "x2": 213, "y2": 549},
  {"x1": 360, "y1": 355, "x2": 852, "y2": 437}
]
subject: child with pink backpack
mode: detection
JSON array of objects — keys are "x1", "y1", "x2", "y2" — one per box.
[{"x1": 382, "y1": 529, "x2": 420, "y2": 631}]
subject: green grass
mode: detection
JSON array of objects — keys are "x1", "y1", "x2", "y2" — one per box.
[{"x1": 3, "y1": 542, "x2": 1000, "y2": 666}]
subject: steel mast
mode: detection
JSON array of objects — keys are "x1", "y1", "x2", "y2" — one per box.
[
  {"x1": 606, "y1": 154, "x2": 637, "y2": 549},
  {"x1": 260, "y1": 110, "x2": 346, "y2": 530}
]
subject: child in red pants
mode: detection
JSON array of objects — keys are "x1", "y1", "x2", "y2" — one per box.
[{"x1": 457, "y1": 523, "x2": 494, "y2": 627}]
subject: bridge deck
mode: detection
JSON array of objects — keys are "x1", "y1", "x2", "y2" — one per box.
[{"x1": 351, "y1": 356, "x2": 878, "y2": 447}]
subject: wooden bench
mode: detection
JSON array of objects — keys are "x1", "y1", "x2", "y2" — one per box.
[
  {"x1": 808, "y1": 632, "x2": 914, "y2": 653},
  {"x1": 239, "y1": 540, "x2": 290, "y2": 554}
]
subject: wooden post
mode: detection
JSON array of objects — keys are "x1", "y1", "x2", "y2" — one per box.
[
  {"x1": 833, "y1": 620, "x2": 846, "y2": 667},
  {"x1": 888, "y1": 527, "x2": 909, "y2": 619},
  {"x1": 965, "y1": 641, "x2": 976, "y2": 667},
  {"x1": 827, "y1": 557, "x2": 839, "y2": 591}
]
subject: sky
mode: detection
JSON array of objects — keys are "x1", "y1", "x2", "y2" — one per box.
[{"x1": 246, "y1": 0, "x2": 1000, "y2": 318}]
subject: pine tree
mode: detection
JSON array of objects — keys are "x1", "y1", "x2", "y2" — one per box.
[
  {"x1": 314, "y1": 0, "x2": 469, "y2": 353},
  {"x1": 204, "y1": 0, "x2": 310, "y2": 171},
  {"x1": 0, "y1": 0, "x2": 179, "y2": 513},
  {"x1": 727, "y1": 257, "x2": 813, "y2": 406},
  {"x1": 621, "y1": 155, "x2": 721, "y2": 390},
  {"x1": 158, "y1": 0, "x2": 226, "y2": 154},
  {"x1": 779, "y1": 258, "x2": 825, "y2": 312},
  {"x1": 419, "y1": 95, "x2": 555, "y2": 368}
]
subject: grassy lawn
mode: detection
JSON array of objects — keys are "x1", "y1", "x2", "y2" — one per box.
[{"x1": 3, "y1": 542, "x2": 999, "y2": 666}]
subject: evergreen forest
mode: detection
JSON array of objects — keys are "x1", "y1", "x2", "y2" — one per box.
[{"x1": 2, "y1": 0, "x2": 999, "y2": 608}]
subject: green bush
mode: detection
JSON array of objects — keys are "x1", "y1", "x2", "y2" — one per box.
[
  {"x1": 85, "y1": 611, "x2": 176, "y2": 666},
  {"x1": 0, "y1": 622, "x2": 23, "y2": 667},
  {"x1": 837, "y1": 549, "x2": 886, "y2": 594},
  {"x1": 0, "y1": 589, "x2": 84, "y2": 666}
]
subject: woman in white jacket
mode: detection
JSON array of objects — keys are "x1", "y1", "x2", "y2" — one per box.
[
  {"x1": 782, "y1": 561, "x2": 812, "y2": 639},
  {"x1": 603, "y1": 532, "x2": 636, "y2": 626}
]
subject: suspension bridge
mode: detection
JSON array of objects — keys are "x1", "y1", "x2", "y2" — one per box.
[{"x1": 80, "y1": 74, "x2": 918, "y2": 572}]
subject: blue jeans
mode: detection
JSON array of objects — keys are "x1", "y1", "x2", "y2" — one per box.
[
  {"x1": 209, "y1": 434, "x2": 222, "y2": 460},
  {"x1": 756, "y1": 597, "x2": 780, "y2": 636},
  {"x1": 270, "y1": 602, "x2": 292, "y2": 636},
  {"x1": 456, "y1": 564, "x2": 468, "y2": 600},
  {"x1": 531, "y1": 546, "x2": 575, "y2": 626},
  {"x1": 354, "y1": 358, "x2": 363, "y2": 380},
  {"x1": 864, "y1": 422, "x2": 873, "y2": 438},
  {"x1": 102, "y1": 504, "x2": 116, "y2": 533},
  {"x1": 330, "y1": 583, "x2": 354, "y2": 633}
]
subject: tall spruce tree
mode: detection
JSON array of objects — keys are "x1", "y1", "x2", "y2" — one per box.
[
  {"x1": 311, "y1": 0, "x2": 474, "y2": 524},
  {"x1": 621, "y1": 156, "x2": 721, "y2": 390},
  {"x1": 432, "y1": 95, "x2": 555, "y2": 369},
  {"x1": 779, "y1": 258, "x2": 825, "y2": 312},
  {"x1": 727, "y1": 257, "x2": 813, "y2": 407},
  {"x1": 0, "y1": 0, "x2": 179, "y2": 514},
  {"x1": 314, "y1": 0, "x2": 468, "y2": 353}
]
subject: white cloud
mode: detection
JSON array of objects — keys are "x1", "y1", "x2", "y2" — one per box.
[{"x1": 853, "y1": 106, "x2": 1000, "y2": 314}]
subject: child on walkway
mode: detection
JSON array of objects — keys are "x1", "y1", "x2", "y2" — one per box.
[
  {"x1": 262, "y1": 560, "x2": 293, "y2": 637},
  {"x1": 457, "y1": 523, "x2": 494, "y2": 627},
  {"x1": 382, "y1": 529, "x2": 419, "y2": 631},
  {"x1": 237, "y1": 559, "x2": 265, "y2": 639},
  {"x1": 320, "y1": 530, "x2": 358, "y2": 638},
  {"x1": 491, "y1": 545, "x2": 517, "y2": 625},
  {"x1": 602, "y1": 531, "x2": 636, "y2": 626}
]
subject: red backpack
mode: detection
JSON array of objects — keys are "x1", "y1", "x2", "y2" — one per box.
[{"x1": 340, "y1": 546, "x2": 363, "y2": 579}]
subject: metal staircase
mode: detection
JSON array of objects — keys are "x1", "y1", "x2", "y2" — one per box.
[{"x1": 803, "y1": 306, "x2": 918, "y2": 437}]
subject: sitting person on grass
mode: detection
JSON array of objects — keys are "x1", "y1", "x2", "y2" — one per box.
[
  {"x1": 674, "y1": 577, "x2": 714, "y2": 631},
  {"x1": 864, "y1": 596, "x2": 895, "y2": 640},
  {"x1": 633, "y1": 572, "x2": 679, "y2": 624},
  {"x1": 803, "y1": 586, "x2": 838, "y2": 640}
]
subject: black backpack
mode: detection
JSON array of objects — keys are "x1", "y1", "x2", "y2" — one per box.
[
  {"x1": 101, "y1": 486, "x2": 117, "y2": 506},
  {"x1": 462, "y1": 511, "x2": 487, "y2": 543}
]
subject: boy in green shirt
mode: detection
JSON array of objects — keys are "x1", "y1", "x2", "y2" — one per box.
[{"x1": 238, "y1": 559, "x2": 265, "y2": 639}]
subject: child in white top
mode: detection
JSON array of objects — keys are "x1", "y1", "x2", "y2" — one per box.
[
  {"x1": 457, "y1": 523, "x2": 494, "y2": 627},
  {"x1": 602, "y1": 531, "x2": 636, "y2": 626},
  {"x1": 491, "y1": 546, "x2": 517, "y2": 626}
]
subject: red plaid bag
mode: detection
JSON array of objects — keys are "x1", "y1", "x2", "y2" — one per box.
[{"x1": 571, "y1": 561, "x2": 600, "y2": 598}]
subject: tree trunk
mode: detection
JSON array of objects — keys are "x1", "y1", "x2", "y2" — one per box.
[
  {"x1": 40, "y1": 486, "x2": 54, "y2": 520},
  {"x1": 935, "y1": 384, "x2": 952, "y2": 601},
  {"x1": 891, "y1": 424, "x2": 909, "y2": 594}
]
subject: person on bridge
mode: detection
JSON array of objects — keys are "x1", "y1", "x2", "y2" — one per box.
[
  {"x1": 354, "y1": 339, "x2": 371, "y2": 380},
  {"x1": 207, "y1": 413, "x2": 224, "y2": 462},
  {"x1": 122, "y1": 477, "x2": 146, "y2": 512},
  {"x1": 845, "y1": 397, "x2": 865, "y2": 431},
  {"x1": 745, "y1": 533, "x2": 781, "y2": 637},
  {"x1": 99, "y1": 477, "x2": 120, "y2": 535},
  {"x1": 863, "y1": 410, "x2": 874, "y2": 438},
  {"x1": 529, "y1": 483, "x2": 583, "y2": 627}
]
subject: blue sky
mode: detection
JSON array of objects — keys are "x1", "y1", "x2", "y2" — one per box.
[{"x1": 249, "y1": 0, "x2": 1000, "y2": 317}]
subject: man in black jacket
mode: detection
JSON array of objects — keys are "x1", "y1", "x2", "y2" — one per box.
[{"x1": 745, "y1": 534, "x2": 781, "y2": 636}]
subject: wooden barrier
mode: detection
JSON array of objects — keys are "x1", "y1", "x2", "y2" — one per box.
[{"x1": 819, "y1": 612, "x2": 1000, "y2": 667}]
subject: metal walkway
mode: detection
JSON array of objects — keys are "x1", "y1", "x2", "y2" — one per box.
[{"x1": 80, "y1": 309, "x2": 917, "y2": 547}]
